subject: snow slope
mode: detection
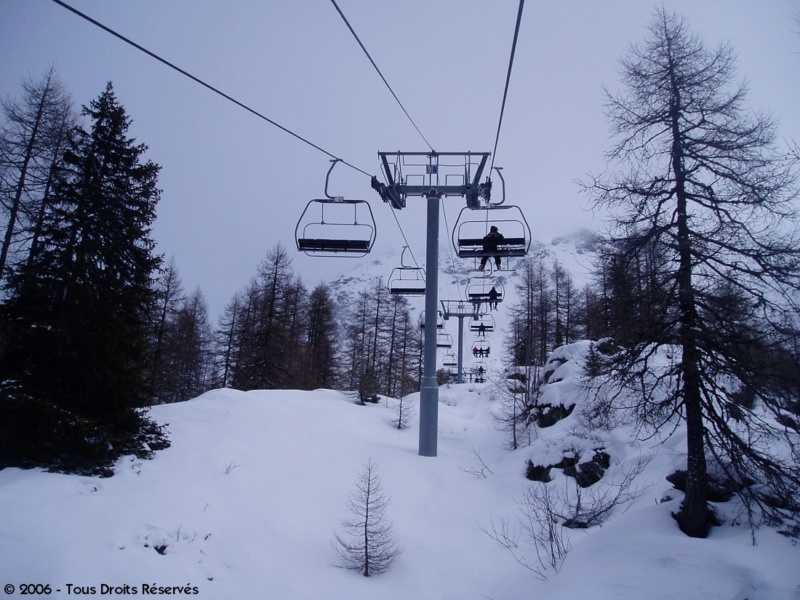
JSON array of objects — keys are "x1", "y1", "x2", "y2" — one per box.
[
  {"x1": 1, "y1": 378, "x2": 798, "y2": 599},
  {"x1": 1, "y1": 233, "x2": 798, "y2": 599}
]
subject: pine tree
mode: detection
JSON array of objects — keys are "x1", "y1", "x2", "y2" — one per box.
[
  {"x1": 304, "y1": 283, "x2": 339, "y2": 389},
  {"x1": 342, "y1": 287, "x2": 375, "y2": 401},
  {"x1": 551, "y1": 260, "x2": 579, "y2": 348},
  {"x1": 507, "y1": 257, "x2": 553, "y2": 367},
  {"x1": 0, "y1": 82, "x2": 165, "y2": 472},
  {"x1": 589, "y1": 235, "x2": 673, "y2": 347},
  {"x1": 148, "y1": 256, "x2": 185, "y2": 401},
  {"x1": 168, "y1": 287, "x2": 213, "y2": 401},
  {"x1": 281, "y1": 275, "x2": 309, "y2": 389},
  {"x1": 227, "y1": 244, "x2": 303, "y2": 390},
  {"x1": 212, "y1": 291, "x2": 244, "y2": 389}
]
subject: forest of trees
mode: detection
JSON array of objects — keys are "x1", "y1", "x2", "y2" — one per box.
[
  {"x1": 0, "y1": 78, "x2": 166, "y2": 473},
  {"x1": 149, "y1": 244, "x2": 423, "y2": 406},
  {"x1": 0, "y1": 72, "x2": 423, "y2": 474}
]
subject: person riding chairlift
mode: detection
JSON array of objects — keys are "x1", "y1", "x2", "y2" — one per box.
[
  {"x1": 488, "y1": 286, "x2": 499, "y2": 310},
  {"x1": 479, "y1": 226, "x2": 504, "y2": 271}
]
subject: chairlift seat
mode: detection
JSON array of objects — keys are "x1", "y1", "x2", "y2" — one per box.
[
  {"x1": 390, "y1": 286, "x2": 426, "y2": 295},
  {"x1": 436, "y1": 333, "x2": 453, "y2": 348},
  {"x1": 468, "y1": 291, "x2": 503, "y2": 303},
  {"x1": 297, "y1": 238, "x2": 371, "y2": 253},
  {"x1": 457, "y1": 237, "x2": 527, "y2": 258}
]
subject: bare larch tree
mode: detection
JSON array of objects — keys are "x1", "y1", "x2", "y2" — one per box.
[
  {"x1": 334, "y1": 459, "x2": 402, "y2": 576},
  {"x1": 584, "y1": 8, "x2": 800, "y2": 538}
]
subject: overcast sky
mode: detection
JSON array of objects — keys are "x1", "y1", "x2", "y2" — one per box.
[{"x1": 2, "y1": 0, "x2": 798, "y2": 318}]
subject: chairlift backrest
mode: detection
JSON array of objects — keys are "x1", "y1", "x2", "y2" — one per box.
[
  {"x1": 472, "y1": 339, "x2": 491, "y2": 351},
  {"x1": 388, "y1": 273, "x2": 426, "y2": 295},
  {"x1": 471, "y1": 339, "x2": 491, "y2": 356}
]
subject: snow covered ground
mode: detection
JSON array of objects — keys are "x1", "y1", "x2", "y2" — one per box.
[
  {"x1": 1, "y1": 236, "x2": 798, "y2": 599},
  {"x1": 1, "y1": 374, "x2": 798, "y2": 599}
]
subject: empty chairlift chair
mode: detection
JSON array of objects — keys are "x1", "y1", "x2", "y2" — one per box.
[
  {"x1": 295, "y1": 198, "x2": 376, "y2": 257},
  {"x1": 295, "y1": 159, "x2": 377, "y2": 257},
  {"x1": 419, "y1": 310, "x2": 445, "y2": 330},
  {"x1": 388, "y1": 246, "x2": 426, "y2": 295},
  {"x1": 436, "y1": 331, "x2": 453, "y2": 349}
]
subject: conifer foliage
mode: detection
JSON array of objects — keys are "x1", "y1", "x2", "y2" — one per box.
[{"x1": 0, "y1": 82, "x2": 166, "y2": 473}]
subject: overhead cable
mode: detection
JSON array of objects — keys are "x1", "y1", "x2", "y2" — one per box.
[
  {"x1": 50, "y1": 0, "x2": 373, "y2": 178},
  {"x1": 330, "y1": 0, "x2": 434, "y2": 152},
  {"x1": 440, "y1": 202, "x2": 466, "y2": 298},
  {"x1": 490, "y1": 0, "x2": 525, "y2": 174}
]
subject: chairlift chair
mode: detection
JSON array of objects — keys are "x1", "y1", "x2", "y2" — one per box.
[
  {"x1": 295, "y1": 198, "x2": 376, "y2": 257},
  {"x1": 472, "y1": 360, "x2": 487, "y2": 382},
  {"x1": 472, "y1": 360, "x2": 487, "y2": 373},
  {"x1": 452, "y1": 204, "x2": 532, "y2": 262},
  {"x1": 388, "y1": 246, "x2": 425, "y2": 295},
  {"x1": 419, "y1": 310, "x2": 444, "y2": 330},
  {"x1": 436, "y1": 332, "x2": 453, "y2": 349},
  {"x1": 443, "y1": 353, "x2": 457, "y2": 367},
  {"x1": 470, "y1": 313, "x2": 496, "y2": 334},
  {"x1": 453, "y1": 167, "x2": 531, "y2": 262},
  {"x1": 295, "y1": 159, "x2": 377, "y2": 257},
  {"x1": 466, "y1": 278, "x2": 505, "y2": 308},
  {"x1": 471, "y1": 339, "x2": 491, "y2": 358}
]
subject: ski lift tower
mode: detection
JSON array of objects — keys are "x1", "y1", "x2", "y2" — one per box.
[
  {"x1": 372, "y1": 151, "x2": 491, "y2": 457},
  {"x1": 440, "y1": 300, "x2": 480, "y2": 384}
]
